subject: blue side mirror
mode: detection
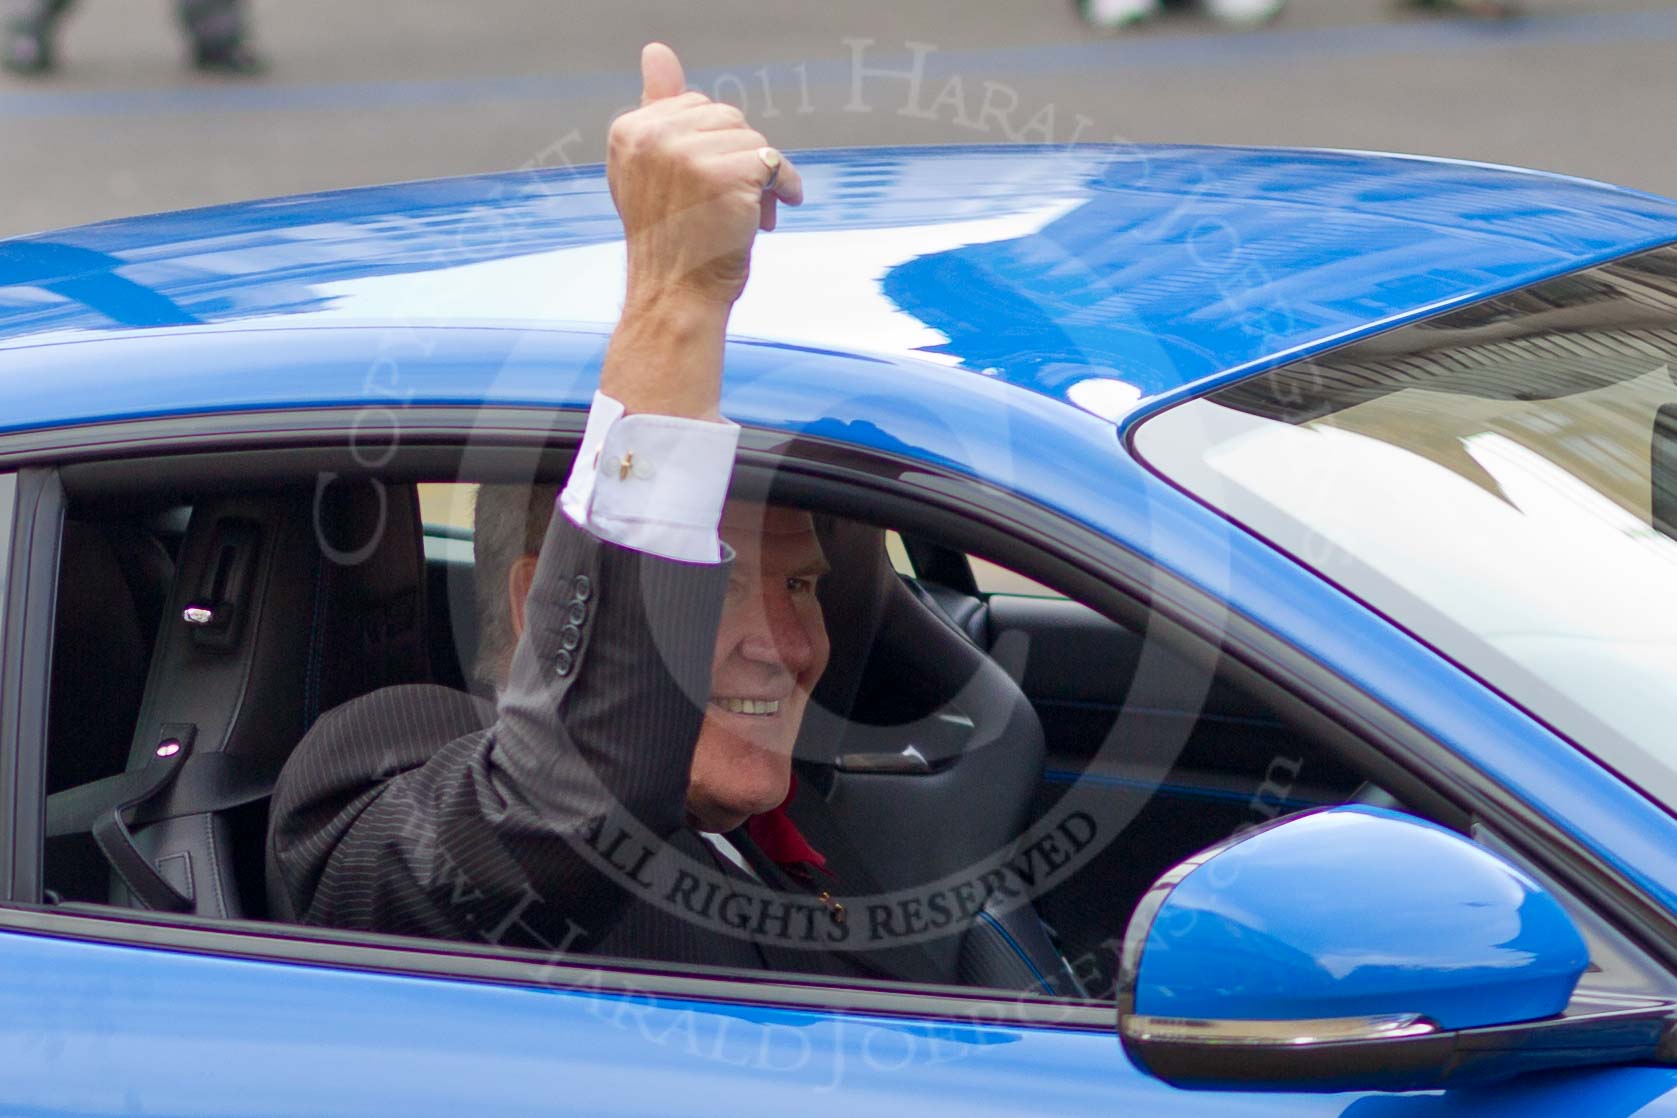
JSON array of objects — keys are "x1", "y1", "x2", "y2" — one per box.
[{"x1": 1118, "y1": 807, "x2": 1675, "y2": 1092}]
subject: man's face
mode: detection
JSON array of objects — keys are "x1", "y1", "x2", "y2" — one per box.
[{"x1": 686, "y1": 502, "x2": 831, "y2": 832}]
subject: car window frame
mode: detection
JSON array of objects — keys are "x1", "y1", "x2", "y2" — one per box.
[
  {"x1": 2, "y1": 405, "x2": 1675, "y2": 1025},
  {"x1": 0, "y1": 468, "x2": 15, "y2": 898}
]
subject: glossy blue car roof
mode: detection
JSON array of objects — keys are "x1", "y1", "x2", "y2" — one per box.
[{"x1": 4, "y1": 143, "x2": 1677, "y2": 436}]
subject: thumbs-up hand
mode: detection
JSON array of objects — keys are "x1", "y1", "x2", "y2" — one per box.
[
  {"x1": 596, "y1": 43, "x2": 802, "y2": 420},
  {"x1": 607, "y1": 42, "x2": 802, "y2": 312}
]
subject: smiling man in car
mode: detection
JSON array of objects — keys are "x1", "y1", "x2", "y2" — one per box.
[{"x1": 266, "y1": 43, "x2": 944, "y2": 981}]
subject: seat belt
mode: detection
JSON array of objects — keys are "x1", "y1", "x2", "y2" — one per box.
[{"x1": 45, "y1": 723, "x2": 282, "y2": 913}]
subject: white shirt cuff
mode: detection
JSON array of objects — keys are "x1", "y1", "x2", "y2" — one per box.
[{"x1": 559, "y1": 391, "x2": 739, "y2": 564}]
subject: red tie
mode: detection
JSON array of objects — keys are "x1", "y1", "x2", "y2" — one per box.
[{"x1": 745, "y1": 773, "x2": 828, "y2": 876}]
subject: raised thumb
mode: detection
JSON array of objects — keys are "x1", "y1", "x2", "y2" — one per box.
[{"x1": 640, "y1": 42, "x2": 686, "y2": 104}]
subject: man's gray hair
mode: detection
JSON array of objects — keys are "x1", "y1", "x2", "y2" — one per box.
[{"x1": 472, "y1": 482, "x2": 559, "y2": 688}]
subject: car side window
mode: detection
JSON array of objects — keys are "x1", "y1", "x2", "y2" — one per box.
[{"x1": 34, "y1": 460, "x2": 1408, "y2": 1009}]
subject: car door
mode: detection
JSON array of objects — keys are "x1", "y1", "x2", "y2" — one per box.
[
  {"x1": 0, "y1": 438, "x2": 1128, "y2": 1115},
  {"x1": 0, "y1": 424, "x2": 1164, "y2": 1117}
]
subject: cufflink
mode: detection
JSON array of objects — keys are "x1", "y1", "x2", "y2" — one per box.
[{"x1": 610, "y1": 452, "x2": 655, "y2": 481}]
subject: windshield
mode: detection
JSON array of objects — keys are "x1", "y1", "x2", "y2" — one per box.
[{"x1": 1136, "y1": 244, "x2": 1677, "y2": 810}]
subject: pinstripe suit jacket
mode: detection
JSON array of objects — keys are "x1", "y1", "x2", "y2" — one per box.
[{"x1": 267, "y1": 512, "x2": 944, "y2": 983}]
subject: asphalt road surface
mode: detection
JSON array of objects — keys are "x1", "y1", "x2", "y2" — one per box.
[{"x1": 1, "y1": 0, "x2": 1674, "y2": 239}]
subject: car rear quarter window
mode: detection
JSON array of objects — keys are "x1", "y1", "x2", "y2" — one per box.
[{"x1": 1135, "y1": 243, "x2": 1677, "y2": 814}]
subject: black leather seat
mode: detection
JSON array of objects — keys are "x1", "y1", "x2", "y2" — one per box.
[
  {"x1": 108, "y1": 479, "x2": 429, "y2": 918},
  {"x1": 798, "y1": 517, "x2": 1082, "y2": 996}
]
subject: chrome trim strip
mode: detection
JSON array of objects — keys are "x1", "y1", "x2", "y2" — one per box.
[{"x1": 1122, "y1": 1012, "x2": 1439, "y2": 1046}]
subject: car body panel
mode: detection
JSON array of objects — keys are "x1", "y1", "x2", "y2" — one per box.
[{"x1": 7, "y1": 929, "x2": 1677, "y2": 1117}]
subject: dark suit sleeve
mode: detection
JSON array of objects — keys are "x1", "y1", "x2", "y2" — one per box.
[{"x1": 266, "y1": 510, "x2": 730, "y2": 951}]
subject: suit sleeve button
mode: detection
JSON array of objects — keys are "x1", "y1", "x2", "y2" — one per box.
[
  {"x1": 559, "y1": 624, "x2": 580, "y2": 651},
  {"x1": 553, "y1": 650, "x2": 574, "y2": 676},
  {"x1": 572, "y1": 575, "x2": 592, "y2": 602},
  {"x1": 567, "y1": 600, "x2": 588, "y2": 626}
]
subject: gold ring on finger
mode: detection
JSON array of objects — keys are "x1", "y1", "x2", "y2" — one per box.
[{"x1": 757, "y1": 146, "x2": 782, "y2": 193}]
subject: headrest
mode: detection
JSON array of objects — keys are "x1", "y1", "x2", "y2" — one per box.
[
  {"x1": 804, "y1": 516, "x2": 893, "y2": 730},
  {"x1": 795, "y1": 516, "x2": 1047, "y2": 919},
  {"x1": 799, "y1": 516, "x2": 998, "y2": 765},
  {"x1": 304, "y1": 478, "x2": 431, "y2": 724}
]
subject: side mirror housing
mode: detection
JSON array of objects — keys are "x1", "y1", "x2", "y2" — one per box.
[{"x1": 1118, "y1": 806, "x2": 1674, "y2": 1092}]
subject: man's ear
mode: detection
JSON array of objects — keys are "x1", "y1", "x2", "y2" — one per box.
[{"x1": 507, "y1": 554, "x2": 540, "y2": 640}]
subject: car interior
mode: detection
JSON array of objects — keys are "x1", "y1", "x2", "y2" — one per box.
[{"x1": 38, "y1": 442, "x2": 1426, "y2": 1002}]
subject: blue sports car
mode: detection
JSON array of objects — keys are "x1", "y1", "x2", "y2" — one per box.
[{"x1": 5, "y1": 143, "x2": 1677, "y2": 1114}]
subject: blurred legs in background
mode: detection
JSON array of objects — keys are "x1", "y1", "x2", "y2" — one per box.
[
  {"x1": 1077, "y1": 0, "x2": 1522, "y2": 31},
  {"x1": 178, "y1": 0, "x2": 261, "y2": 72},
  {"x1": 3, "y1": 0, "x2": 263, "y2": 76},
  {"x1": 2, "y1": 0, "x2": 67, "y2": 72},
  {"x1": 1076, "y1": 0, "x2": 1288, "y2": 31}
]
